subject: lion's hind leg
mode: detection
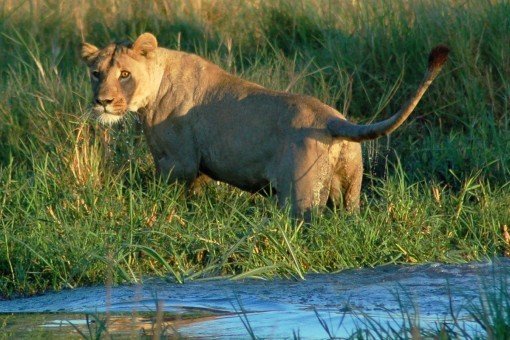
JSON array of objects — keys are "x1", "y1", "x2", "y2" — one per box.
[
  {"x1": 328, "y1": 143, "x2": 363, "y2": 212},
  {"x1": 275, "y1": 138, "x2": 332, "y2": 221}
]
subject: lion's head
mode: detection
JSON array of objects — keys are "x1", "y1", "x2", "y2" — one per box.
[{"x1": 81, "y1": 33, "x2": 159, "y2": 125}]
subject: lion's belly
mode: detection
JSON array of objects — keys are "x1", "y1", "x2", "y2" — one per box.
[
  {"x1": 200, "y1": 161, "x2": 270, "y2": 193},
  {"x1": 194, "y1": 111, "x2": 282, "y2": 190},
  {"x1": 198, "y1": 141, "x2": 275, "y2": 192}
]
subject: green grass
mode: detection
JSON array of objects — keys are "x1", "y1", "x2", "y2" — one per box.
[{"x1": 0, "y1": 0, "x2": 509, "y2": 297}]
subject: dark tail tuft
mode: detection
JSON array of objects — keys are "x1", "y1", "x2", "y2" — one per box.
[{"x1": 428, "y1": 45, "x2": 450, "y2": 70}]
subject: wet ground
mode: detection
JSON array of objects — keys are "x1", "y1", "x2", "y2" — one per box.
[{"x1": 1, "y1": 258, "x2": 508, "y2": 338}]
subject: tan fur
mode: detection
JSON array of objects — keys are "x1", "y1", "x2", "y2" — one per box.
[{"x1": 81, "y1": 33, "x2": 448, "y2": 218}]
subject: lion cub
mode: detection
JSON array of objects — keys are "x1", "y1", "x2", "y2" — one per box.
[{"x1": 81, "y1": 33, "x2": 448, "y2": 218}]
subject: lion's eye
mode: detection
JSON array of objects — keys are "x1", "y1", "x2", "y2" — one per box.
[
  {"x1": 91, "y1": 70, "x2": 100, "y2": 79},
  {"x1": 120, "y1": 71, "x2": 131, "y2": 79}
]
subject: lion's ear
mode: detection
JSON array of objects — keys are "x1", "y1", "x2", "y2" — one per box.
[
  {"x1": 132, "y1": 33, "x2": 158, "y2": 57},
  {"x1": 81, "y1": 42, "x2": 99, "y2": 65}
]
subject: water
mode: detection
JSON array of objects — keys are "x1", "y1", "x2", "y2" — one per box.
[{"x1": 1, "y1": 259, "x2": 508, "y2": 338}]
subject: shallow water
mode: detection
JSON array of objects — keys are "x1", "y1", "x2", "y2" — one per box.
[{"x1": 1, "y1": 259, "x2": 508, "y2": 338}]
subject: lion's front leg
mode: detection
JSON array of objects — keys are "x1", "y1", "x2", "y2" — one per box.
[
  {"x1": 156, "y1": 156, "x2": 200, "y2": 187},
  {"x1": 189, "y1": 174, "x2": 212, "y2": 195}
]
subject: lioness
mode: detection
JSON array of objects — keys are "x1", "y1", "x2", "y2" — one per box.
[{"x1": 81, "y1": 33, "x2": 448, "y2": 218}]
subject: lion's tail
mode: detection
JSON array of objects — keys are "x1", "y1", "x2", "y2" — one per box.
[{"x1": 327, "y1": 45, "x2": 450, "y2": 142}]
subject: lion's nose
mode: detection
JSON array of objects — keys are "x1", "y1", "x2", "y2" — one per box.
[{"x1": 96, "y1": 98, "x2": 114, "y2": 106}]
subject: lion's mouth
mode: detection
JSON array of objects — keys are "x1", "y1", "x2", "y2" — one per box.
[
  {"x1": 93, "y1": 104, "x2": 125, "y2": 114},
  {"x1": 92, "y1": 104, "x2": 127, "y2": 125},
  {"x1": 97, "y1": 112, "x2": 126, "y2": 125}
]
